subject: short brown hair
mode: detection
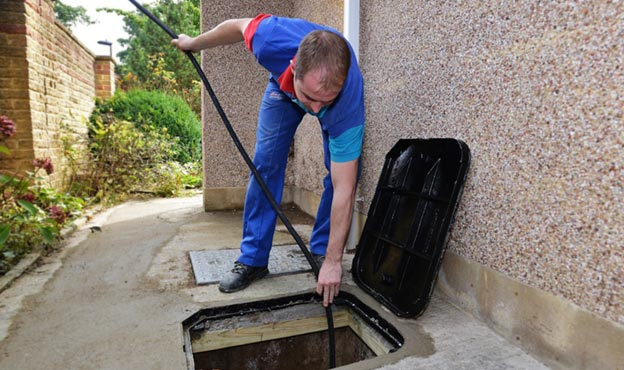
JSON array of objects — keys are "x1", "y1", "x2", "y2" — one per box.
[{"x1": 294, "y1": 30, "x2": 351, "y2": 92}]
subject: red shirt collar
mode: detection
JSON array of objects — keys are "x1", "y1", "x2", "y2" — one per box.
[{"x1": 277, "y1": 57, "x2": 297, "y2": 97}]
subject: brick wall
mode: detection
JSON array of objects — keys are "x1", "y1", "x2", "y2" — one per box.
[
  {"x1": 0, "y1": 0, "x2": 107, "y2": 187},
  {"x1": 0, "y1": 0, "x2": 33, "y2": 174}
]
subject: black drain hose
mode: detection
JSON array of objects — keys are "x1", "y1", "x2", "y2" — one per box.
[{"x1": 127, "y1": 1, "x2": 336, "y2": 368}]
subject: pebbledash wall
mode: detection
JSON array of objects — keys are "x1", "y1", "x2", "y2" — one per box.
[
  {"x1": 199, "y1": 1, "x2": 623, "y2": 369},
  {"x1": 0, "y1": 0, "x2": 114, "y2": 186},
  {"x1": 358, "y1": 3, "x2": 622, "y2": 369}
]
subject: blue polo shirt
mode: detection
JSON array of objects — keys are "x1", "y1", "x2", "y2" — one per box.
[{"x1": 244, "y1": 14, "x2": 365, "y2": 162}]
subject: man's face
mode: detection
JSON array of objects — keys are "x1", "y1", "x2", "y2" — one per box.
[{"x1": 293, "y1": 68, "x2": 341, "y2": 114}]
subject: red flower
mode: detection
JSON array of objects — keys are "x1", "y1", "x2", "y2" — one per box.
[
  {"x1": 0, "y1": 115, "x2": 16, "y2": 138},
  {"x1": 19, "y1": 192, "x2": 36, "y2": 203},
  {"x1": 49, "y1": 205, "x2": 67, "y2": 224},
  {"x1": 33, "y1": 157, "x2": 54, "y2": 175}
]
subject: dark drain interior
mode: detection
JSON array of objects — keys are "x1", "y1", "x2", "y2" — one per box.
[
  {"x1": 183, "y1": 293, "x2": 403, "y2": 370},
  {"x1": 194, "y1": 327, "x2": 373, "y2": 369}
]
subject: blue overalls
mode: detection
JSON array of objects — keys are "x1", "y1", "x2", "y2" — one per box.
[{"x1": 238, "y1": 14, "x2": 365, "y2": 268}]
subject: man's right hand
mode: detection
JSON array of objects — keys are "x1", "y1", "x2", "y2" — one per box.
[{"x1": 171, "y1": 34, "x2": 195, "y2": 51}]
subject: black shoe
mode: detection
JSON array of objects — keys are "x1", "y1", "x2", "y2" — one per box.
[
  {"x1": 312, "y1": 253, "x2": 325, "y2": 270},
  {"x1": 218, "y1": 261, "x2": 269, "y2": 293}
]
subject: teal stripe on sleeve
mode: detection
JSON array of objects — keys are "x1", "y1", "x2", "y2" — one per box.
[{"x1": 328, "y1": 125, "x2": 364, "y2": 163}]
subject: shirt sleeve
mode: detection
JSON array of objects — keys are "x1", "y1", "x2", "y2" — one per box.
[
  {"x1": 244, "y1": 15, "x2": 318, "y2": 78},
  {"x1": 329, "y1": 124, "x2": 364, "y2": 162},
  {"x1": 243, "y1": 13, "x2": 272, "y2": 52}
]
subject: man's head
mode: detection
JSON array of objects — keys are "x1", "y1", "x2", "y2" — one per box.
[{"x1": 293, "y1": 30, "x2": 351, "y2": 113}]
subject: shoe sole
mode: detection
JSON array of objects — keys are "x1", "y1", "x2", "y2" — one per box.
[{"x1": 218, "y1": 268, "x2": 269, "y2": 293}]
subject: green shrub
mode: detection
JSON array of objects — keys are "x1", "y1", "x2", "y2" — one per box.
[
  {"x1": 80, "y1": 117, "x2": 181, "y2": 201},
  {"x1": 91, "y1": 89, "x2": 202, "y2": 163}
]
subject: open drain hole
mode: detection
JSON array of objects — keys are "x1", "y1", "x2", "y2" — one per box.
[
  {"x1": 195, "y1": 327, "x2": 370, "y2": 369},
  {"x1": 183, "y1": 293, "x2": 403, "y2": 369}
]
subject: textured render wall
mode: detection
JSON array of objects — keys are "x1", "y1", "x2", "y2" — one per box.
[
  {"x1": 0, "y1": 0, "x2": 95, "y2": 186},
  {"x1": 201, "y1": 1, "x2": 294, "y2": 195},
  {"x1": 359, "y1": 1, "x2": 623, "y2": 325}
]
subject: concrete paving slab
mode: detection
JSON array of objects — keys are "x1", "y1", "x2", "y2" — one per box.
[
  {"x1": 189, "y1": 245, "x2": 313, "y2": 285},
  {"x1": 376, "y1": 293, "x2": 551, "y2": 370}
]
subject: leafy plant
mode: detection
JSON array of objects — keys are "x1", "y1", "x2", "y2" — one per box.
[
  {"x1": 119, "y1": 53, "x2": 201, "y2": 114},
  {"x1": 91, "y1": 89, "x2": 202, "y2": 163},
  {"x1": 53, "y1": 1, "x2": 94, "y2": 28},
  {"x1": 180, "y1": 161, "x2": 203, "y2": 189},
  {"x1": 79, "y1": 116, "x2": 184, "y2": 201},
  {"x1": 0, "y1": 115, "x2": 85, "y2": 275},
  {"x1": 0, "y1": 167, "x2": 84, "y2": 274},
  {"x1": 1, "y1": 175, "x2": 60, "y2": 245}
]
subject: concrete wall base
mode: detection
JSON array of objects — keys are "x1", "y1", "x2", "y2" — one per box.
[
  {"x1": 202, "y1": 186, "x2": 320, "y2": 212},
  {"x1": 204, "y1": 186, "x2": 366, "y2": 250},
  {"x1": 203, "y1": 187, "x2": 247, "y2": 211},
  {"x1": 282, "y1": 186, "x2": 320, "y2": 218},
  {"x1": 437, "y1": 251, "x2": 624, "y2": 370},
  {"x1": 284, "y1": 186, "x2": 366, "y2": 251}
]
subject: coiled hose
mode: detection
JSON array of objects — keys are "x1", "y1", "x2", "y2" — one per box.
[{"x1": 127, "y1": 1, "x2": 337, "y2": 368}]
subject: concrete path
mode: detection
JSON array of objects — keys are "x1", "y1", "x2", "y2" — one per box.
[{"x1": 0, "y1": 195, "x2": 551, "y2": 370}]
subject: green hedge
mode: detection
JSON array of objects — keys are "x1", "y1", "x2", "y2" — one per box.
[{"x1": 91, "y1": 89, "x2": 202, "y2": 163}]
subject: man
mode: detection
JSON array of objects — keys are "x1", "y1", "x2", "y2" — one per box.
[{"x1": 172, "y1": 14, "x2": 364, "y2": 307}]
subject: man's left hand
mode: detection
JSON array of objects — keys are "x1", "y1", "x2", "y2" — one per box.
[{"x1": 316, "y1": 260, "x2": 342, "y2": 307}]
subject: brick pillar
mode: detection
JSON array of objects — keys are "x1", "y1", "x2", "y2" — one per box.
[{"x1": 94, "y1": 56, "x2": 116, "y2": 99}]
